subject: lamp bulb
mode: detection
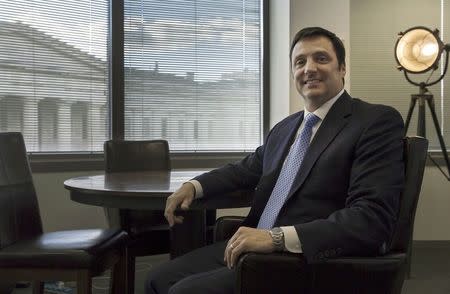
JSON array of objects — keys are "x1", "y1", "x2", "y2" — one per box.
[{"x1": 421, "y1": 42, "x2": 439, "y2": 57}]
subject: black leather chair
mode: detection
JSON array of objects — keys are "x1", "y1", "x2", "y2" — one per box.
[
  {"x1": 103, "y1": 139, "x2": 217, "y2": 293},
  {"x1": 103, "y1": 139, "x2": 170, "y2": 294},
  {"x1": 0, "y1": 132, "x2": 129, "y2": 294},
  {"x1": 214, "y1": 136, "x2": 428, "y2": 294}
]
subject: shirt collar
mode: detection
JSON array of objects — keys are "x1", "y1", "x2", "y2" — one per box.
[{"x1": 303, "y1": 88, "x2": 345, "y2": 121}]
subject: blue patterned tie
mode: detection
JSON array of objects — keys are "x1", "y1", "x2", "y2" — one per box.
[{"x1": 257, "y1": 113, "x2": 320, "y2": 229}]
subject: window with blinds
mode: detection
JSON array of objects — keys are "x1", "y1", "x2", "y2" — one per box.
[
  {"x1": 0, "y1": 0, "x2": 108, "y2": 152},
  {"x1": 123, "y1": 0, "x2": 263, "y2": 151}
]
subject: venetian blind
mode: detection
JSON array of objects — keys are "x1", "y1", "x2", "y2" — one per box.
[
  {"x1": 0, "y1": 0, "x2": 108, "y2": 152},
  {"x1": 124, "y1": 0, "x2": 262, "y2": 151}
]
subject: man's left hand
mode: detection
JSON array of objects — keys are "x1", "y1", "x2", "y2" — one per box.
[{"x1": 224, "y1": 226, "x2": 275, "y2": 269}]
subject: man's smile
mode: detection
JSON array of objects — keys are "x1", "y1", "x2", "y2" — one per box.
[{"x1": 304, "y1": 79, "x2": 322, "y2": 85}]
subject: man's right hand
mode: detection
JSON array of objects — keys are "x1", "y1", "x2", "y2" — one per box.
[{"x1": 164, "y1": 182, "x2": 196, "y2": 227}]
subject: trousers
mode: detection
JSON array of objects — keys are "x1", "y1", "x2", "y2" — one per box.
[
  {"x1": 145, "y1": 241, "x2": 235, "y2": 294},
  {"x1": 145, "y1": 239, "x2": 311, "y2": 294}
]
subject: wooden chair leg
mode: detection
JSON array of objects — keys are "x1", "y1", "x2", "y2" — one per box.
[
  {"x1": 31, "y1": 281, "x2": 44, "y2": 294},
  {"x1": 76, "y1": 270, "x2": 92, "y2": 294},
  {"x1": 111, "y1": 248, "x2": 129, "y2": 294}
]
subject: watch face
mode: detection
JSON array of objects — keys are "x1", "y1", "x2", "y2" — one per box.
[
  {"x1": 270, "y1": 228, "x2": 285, "y2": 251},
  {"x1": 272, "y1": 227, "x2": 282, "y2": 234}
]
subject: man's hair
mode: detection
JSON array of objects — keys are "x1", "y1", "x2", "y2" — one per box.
[{"x1": 289, "y1": 27, "x2": 346, "y2": 67}]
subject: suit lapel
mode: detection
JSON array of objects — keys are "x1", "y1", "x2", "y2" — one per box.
[
  {"x1": 271, "y1": 112, "x2": 304, "y2": 172},
  {"x1": 287, "y1": 92, "x2": 353, "y2": 199}
]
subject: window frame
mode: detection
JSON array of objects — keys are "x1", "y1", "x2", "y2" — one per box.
[{"x1": 29, "y1": 0, "x2": 270, "y2": 172}]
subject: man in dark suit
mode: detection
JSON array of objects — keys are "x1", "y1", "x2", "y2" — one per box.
[{"x1": 145, "y1": 27, "x2": 405, "y2": 294}]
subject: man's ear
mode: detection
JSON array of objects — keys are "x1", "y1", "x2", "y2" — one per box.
[{"x1": 340, "y1": 63, "x2": 346, "y2": 76}]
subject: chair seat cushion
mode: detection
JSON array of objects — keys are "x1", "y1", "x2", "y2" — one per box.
[{"x1": 0, "y1": 229, "x2": 128, "y2": 268}]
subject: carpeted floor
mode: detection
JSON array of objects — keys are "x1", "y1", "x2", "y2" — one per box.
[
  {"x1": 9, "y1": 254, "x2": 169, "y2": 294},
  {"x1": 10, "y1": 242, "x2": 450, "y2": 294},
  {"x1": 400, "y1": 242, "x2": 450, "y2": 294}
]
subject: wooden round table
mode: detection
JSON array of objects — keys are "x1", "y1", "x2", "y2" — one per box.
[{"x1": 64, "y1": 170, "x2": 253, "y2": 256}]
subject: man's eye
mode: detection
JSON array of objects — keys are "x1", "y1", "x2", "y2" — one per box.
[
  {"x1": 296, "y1": 59, "x2": 305, "y2": 66},
  {"x1": 317, "y1": 55, "x2": 329, "y2": 63}
]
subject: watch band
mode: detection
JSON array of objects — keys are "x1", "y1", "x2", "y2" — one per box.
[{"x1": 269, "y1": 227, "x2": 285, "y2": 251}]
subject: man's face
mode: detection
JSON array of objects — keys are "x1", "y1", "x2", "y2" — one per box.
[{"x1": 291, "y1": 36, "x2": 346, "y2": 109}]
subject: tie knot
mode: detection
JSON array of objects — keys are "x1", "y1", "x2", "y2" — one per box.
[{"x1": 303, "y1": 113, "x2": 320, "y2": 129}]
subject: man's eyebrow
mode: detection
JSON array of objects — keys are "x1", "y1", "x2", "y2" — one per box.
[
  {"x1": 312, "y1": 50, "x2": 331, "y2": 56},
  {"x1": 294, "y1": 49, "x2": 330, "y2": 57}
]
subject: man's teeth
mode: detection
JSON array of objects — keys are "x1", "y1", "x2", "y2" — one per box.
[{"x1": 305, "y1": 79, "x2": 320, "y2": 84}]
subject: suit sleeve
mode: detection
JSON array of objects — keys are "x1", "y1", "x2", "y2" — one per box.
[
  {"x1": 296, "y1": 106, "x2": 405, "y2": 263},
  {"x1": 193, "y1": 127, "x2": 276, "y2": 197}
]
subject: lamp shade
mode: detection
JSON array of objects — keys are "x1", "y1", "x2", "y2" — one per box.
[{"x1": 395, "y1": 26, "x2": 443, "y2": 73}]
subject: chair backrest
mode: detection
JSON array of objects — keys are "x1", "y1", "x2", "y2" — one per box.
[
  {"x1": 104, "y1": 140, "x2": 171, "y2": 173},
  {"x1": 389, "y1": 136, "x2": 428, "y2": 252},
  {"x1": 0, "y1": 132, "x2": 43, "y2": 249}
]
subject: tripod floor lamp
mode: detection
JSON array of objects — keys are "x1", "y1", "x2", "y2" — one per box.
[{"x1": 395, "y1": 26, "x2": 450, "y2": 179}]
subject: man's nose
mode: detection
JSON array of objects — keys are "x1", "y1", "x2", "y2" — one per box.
[{"x1": 304, "y1": 59, "x2": 317, "y2": 73}]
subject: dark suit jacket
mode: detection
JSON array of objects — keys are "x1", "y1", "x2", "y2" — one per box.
[{"x1": 195, "y1": 91, "x2": 405, "y2": 263}]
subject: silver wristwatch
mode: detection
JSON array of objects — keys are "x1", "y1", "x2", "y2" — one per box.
[{"x1": 269, "y1": 227, "x2": 285, "y2": 251}]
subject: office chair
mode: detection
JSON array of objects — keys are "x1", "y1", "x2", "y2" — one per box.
[
  {"x1": 103, "y1": 139, "x2": 216, "y2": 293},
  {"x1": 214, "y1": 136, "x2": 428, "y2": 294},
  {"x1": 0, "y1": 132, "x2": 129, "y2": 294}
]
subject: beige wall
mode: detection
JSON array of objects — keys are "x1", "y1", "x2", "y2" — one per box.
[
  {"x1": 34, "y1": 171, "x2": 108, "y2": 231},
  {"x1": 269, "y1": 0, "x2": 291, "y2": 127},
  {"x1": 33, "y1": 0, "x2": 450, "y2": 240},
  {"x1": 414, "y1": 166, "x2": 450, "y2": 240}
]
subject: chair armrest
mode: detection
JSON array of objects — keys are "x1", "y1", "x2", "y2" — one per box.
[
  {"x1": 235, "y1": 252, "x2": 407, "y2": 294},
  {"x1": 213, "y1": 216, "x2": 245, "y2": 242},
  {"x1": 311, "y1": 253, "x2": 407, "y2": 293},
  {"x1": 235, "y1": 252, "x2": 310, "y2": 294}
]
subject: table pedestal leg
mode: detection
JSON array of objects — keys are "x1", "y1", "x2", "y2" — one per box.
[{"x1": 170, "y1": 210, "x2": 206, "y2": 258}]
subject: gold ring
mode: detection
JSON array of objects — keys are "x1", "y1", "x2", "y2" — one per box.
[{"x1": 230, "y1": 243, "x2": 234, "y2": 249}]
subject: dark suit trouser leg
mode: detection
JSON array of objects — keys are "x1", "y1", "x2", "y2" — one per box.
[{"x1": 145, "y1": 241, "x2": 234, "y2": 294}]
